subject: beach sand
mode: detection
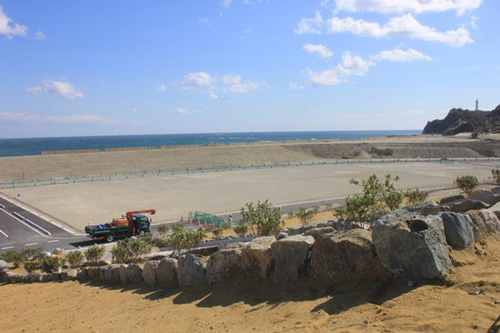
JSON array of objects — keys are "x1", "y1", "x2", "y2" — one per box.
[{"x1": 1, "y1": 237, "x2": 499, "y2": 332}]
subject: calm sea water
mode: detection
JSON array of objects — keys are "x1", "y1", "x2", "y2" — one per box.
[{"x1": 0, "y1": 130, "x2": 421, "y2": 157}]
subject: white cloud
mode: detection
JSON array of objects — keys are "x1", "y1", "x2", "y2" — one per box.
[
  {"x1": 209, "y1": 93, "x2": 222, "y2": 99},
  {"x1": 26, "y1": 79, "x2": 84, "y2": 99},
  {"x1": 222, "y1": 0, "x2": 232, "y2": 8},
  {"x1": 303, "y1": 44, "x2": 333, "y2": 58},
  {"x1": 289, "y1": 82, "x2": 305, "y2": 90},
  {"x1": 334, "y1": 0, "x2": 482, "y2": 16},
  {"x1": 0, "y1": 112, "x2": 113, "y2": 124},
  {"x1": 372, "y1": 48, "x2": 432, "y2": 62},
  {"x1": 470, "y1": 16, "x2": 478, "y2": 29},
  {"x1": 0, "y1": 6, "x2": 28, "y2": 39},
  {"x1": 178, "y1": 72, "x2": 216, "y2": 90},
  {"x1": 306, "y1": 52, "x2": 376, "y2": 86},
  {"x1": 32, "y1": 31, "x2": 46, "y2": 40},
  {"x1": 46, "y1": 115, "x2": 114, "y2": 124},
  {"x1": 495, "y1": 65, "x2": 500, "y2": 71},
  {"x1": 155, "y1": 84, "x2": 166, "y2": 92},
  {"x1": 221, "y1": 74, "x2": 259, "y2": 93},
  {"x1": 327, "y1": 14, "x2": 472, "y2": 47},
  {"x1": 295, "y1": 11, "x2": 324, "y2": 35},
  {"x1": 173, "y1": 107, "x2": 189, "y2": 115}
]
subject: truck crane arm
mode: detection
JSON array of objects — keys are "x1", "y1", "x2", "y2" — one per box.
[{"x1": 126, "y1": 209, "x2": 156, "y2": 221}]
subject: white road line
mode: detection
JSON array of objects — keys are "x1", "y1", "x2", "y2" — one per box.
[
  {"x1": 0, "y1": 208, "x2": 48, "y2": 238},
  {"x1": 0, "y1": 230, "x2": 8, "y2": 238},
  {"x1": 12, "y1": 212, "x2": 51, "y2": 236},
  {"x1": 47, "y1": 240, "x2": 59, "y2": 243},
  {"x1": 25, "y1": 242, "x2": 37, "y2": 246},
  {"x1": 1, "y1": 246, "x2": 14, "y2": 250},
  {"x1": 0, "y1": 204, "x2": 5, "y2": 209}
]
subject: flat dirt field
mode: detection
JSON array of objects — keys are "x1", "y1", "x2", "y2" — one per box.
[
  {"x1": 1, "y1": 238, "x2": 499, "y2": 332},
  {"x1": 2, "y1": 160, "x2": 498, "y2": 231}
]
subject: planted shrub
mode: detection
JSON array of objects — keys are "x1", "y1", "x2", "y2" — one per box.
[
  {"x1": 296, "y1": 206, "x2": 319, "y2": 224},
  {"x1": 492, "y1": 169, "x2": 500, "y2": 185},
  {"x1": 84, "y1": 245, "x2": 105, "y2": 266},
  {"x1": 212, "y1": 228, "x2": 223, "y2": 238},
  {"x1": 21, "y1": 247, "x2": 43, "y2": 261},
  {"x1": 0, "y1": 250, "x2": 23, "y2": 268},
  {"x1": 233, "y1": 221, "x2": 248, "y2": 237},
  {"x1": 239, "y1": 200, "x2": 284, "y2": 236},
  {"x1": 404, "y1": 188, "x2": 429, "y2": 209},
  {"x1": 43, "y1": 256, "x2": 61, "y2": 272},
  {"x1": 454, "y1": 175, "x2": 479, "y2": 196},
  {"x1": 157, "y1": 224, "x2": 169, "y2": 235},
  {"x1": 23, "y1": 260, "x2": 41, "y2": 273},
  {"x1": 66, "y1": 250, "x2": 84, "y2": 269},
  {"x1": 111, "y1": 237, "x2": 152, "y2": 264},
  {"x1": 165, "y1": 224, "x2": 205, "y2": 255}
]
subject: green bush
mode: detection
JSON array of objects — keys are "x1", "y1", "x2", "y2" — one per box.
[
  {"x1": 165, "y1": 224, "x2": 205, "y2": 255},
  {"x1": 157, "y1": 224, "x2": 169, "y2": 235},
  {"x1": 23, "y1": 260, "x2": 41, "y2": 273},
  {"x1": 233, "y1": 221, "x2": 248, "y2": 237},
  {"x1": 296, "y1": 206, "x2": 319, "y2": 224},
  {"x1": 0, "y1": 250, "x2": 23, "y2": 268},
  {"x1": 66, "y1": 251, "x2": 84, "y2": 269},
  {"x1": 239, "y1": 200, "x2": 284, "y2": 236},
  {"x1": 84, "y1": 245, "x2": 105, "y2": 266},
  {"x1": 335, "y1": 174, "x2": 404, "y2": 226},
  {"x1": 212, "y1": 228, "x2": 223, "y2": 238},
  {"x1": 43, "y1": 256, "x2": 61, "y2": 272},
  {"x1": 492, "y1": 169, "x2": 500, "y2": 185},
  {"x1": 21, "y1": 247, "x2": 44, "y2": 261},
  {"x1": 404, "y1": 188, "x2": 429, "y2": 210},
  {"x1": 454, "y1": 175, "x2": 479, "y2": 196},
  {"x1": 111, "y1": 238, "x2": 152, "y2": 264}
]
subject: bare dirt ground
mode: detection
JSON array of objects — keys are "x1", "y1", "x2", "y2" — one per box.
[{"x1": 1, "y1": 237, "x2": 499, "y2": 333}]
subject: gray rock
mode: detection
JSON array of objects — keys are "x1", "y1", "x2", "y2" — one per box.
[
  {"x1": 467, "y1": 211, "x2": 489, "y2": 243},
  {"x1": 126, "y1": 264, "x2": 143, "y2": 284},
  {"x1": 28, "y1": 273, "x2": 42, "y2": 283},
  {"x1": 469, "y1": 190, "x2": 500, "y2": 205},
  {"x1": 0, "y1": 259, "x2": 7, "y2": 270},
  {"x1": 177, "y1": 254, "x2": 206, "y2": 287},
  {"x1": 276, "y1": 231, "x2": 288, "y2": 240},
  {"x1": 285, "y1": 223, "x2": 317, "y2": 236},
  {"x1": 488, "y1": 201, "x2": 500, "y2": 220},
  {"x1": 439, "y1": 194, "x2": 465, "y2": 204},
  {"x1": 157, "y1": 258, "x2": 178, "y2": 287},
  {"x1": 86, "y1": 267, "x2": 101, "y2": 282},
  {"x1": 438, "y1": 212, "x2": 474, "y2": 249},
  {"x1": 50, "y1": 273, "x2": 62, "y2": 282},
  {"x1": 142, "y1": 260, "x2": 160, "y2": 286},
  {"x1": 206, "y1": 249, "x2": 243, "y2": 284},
  {"x1": 242, "y1": 236, "x2": 275, "y2": 280},
  {"x1": 420, "y1": 202, "x2": 448, "y2": 216},
  {"x1": 103, "y1": 265, "x2": 121, "y2": 284},
  {"x1": 372, "y1": 213, "x2": 450, "y2": 279},
  {"x1": 4, "y1": 272, "x2": 19, "y2": 283},
  {"x1": 40, "y1": 273, "x2": 52, "y2": 282},
  {"x1": 119, "y1": 264, "x2": 128, "y2": 284},
  {"x1": 332, "y1": 219, "x2": 363, "y2": 231},
  {"x1": 271, "y1": 234, "x2": 314, "y2": 284},
  {"x1": 76, "y1": 269, "x2": 88, "y2": 281},
  {"x1": 477, "y1": 210, "x2": 500, "y2": 237},
  {"x1": 66, "y1": 269, "x2": 78, "y2": 280},
  {"x1": 448, "y1": 199, "x2": 489, "y2": 213},
  {"x1": 310, "y1": 229, "x2": 391, "y2": 283},
  {"x1": 188, "y1": 245, "x2": 220, "y2": 256},
  {"x1": 304, "y1": 227, "x2": 335, "y2": 239}
]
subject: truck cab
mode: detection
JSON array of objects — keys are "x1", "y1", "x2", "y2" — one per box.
[{"x1": 130, "y1": 214, "x2": 151, "y2": 235}]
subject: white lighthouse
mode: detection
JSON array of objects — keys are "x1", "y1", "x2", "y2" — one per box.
[{"x1": 475, "y1": 99, "x2": 479, "y2": 111}]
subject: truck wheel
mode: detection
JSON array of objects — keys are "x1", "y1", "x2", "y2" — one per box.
[
  {"x1": 106, "y1": 234, "x2": 115, "y2": 242},
  {"x1": 139, "y1": 230, "x2": 145, "y2": 236}
]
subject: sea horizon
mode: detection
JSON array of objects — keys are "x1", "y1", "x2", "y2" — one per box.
[{"x1": 0, "y1": 130, "x2": 422, "y2": 158}]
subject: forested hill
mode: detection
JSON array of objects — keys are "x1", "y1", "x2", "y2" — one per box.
[{"x1": 423, "y1": 104, "x2": 500, "y2": 135}]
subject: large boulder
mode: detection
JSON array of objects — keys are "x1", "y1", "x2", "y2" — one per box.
[
  {"x1": 477, "y1": 210, "x2": 500, "y2": 237},
  {"x1": 488, "y1": 201, "x2": 500, "y2": 220},
  {"x1": 446, "y1": 199, "x2": 489, "y2": 213},
  {"x1": 126, "y1": 264, "x2": 143, "y2": 284},
  {"x1": 439, "y1": 194, "x2": 465, "y2": 204},
  {"x1": 304, "y1": 227, "x2": 335, "y2": 239},
  {"x1": 103, "y1": 265, "x2": 121, "y2": 284},
  {"x1": 310, "y1": 229, "x2": 391, "y2": 283},
  {"x1": 142, "y1": 260, "x2": 160, "y2": 286},
  {"x1": 420, "y1": 202, "x2": 448, "y2": 216},
  {"x1": 206, "y1": 249, "x2": 243, "y2": 284},
  {"x1": 372, "y1": 212, "x2": 450, "y2": 279},
  {"x1": 467, "y1": 211, "x2": 489, "y2": 242},
  {"x1": 271, "y1": 235, "x2": 314, "y2": 284},
  {"x1": 469, "y1": 189, "x2": 500, "y2": 206},
  {"x1": 85, "y1": 267, "x2": 101, "y2": 282},
  {"x1": 119, "y1": 264, "x2": 128, "y2": 284},
  {"x1": 157, "y1": 258, "x2": 178, "y2": 287},
  {"x1": 177, "y1": 254, "x2": 206, "y2": 287},
  {"x1": 241, "y1": 236, "x2": 275, "y2": 280},
  {"x1": 438, "y1": 213, "x2": 474, "y2": 249}
]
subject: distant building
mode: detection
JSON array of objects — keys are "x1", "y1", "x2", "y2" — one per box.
[{"x1": 476, "y1": 99, "x2": 479, "y2": 111}]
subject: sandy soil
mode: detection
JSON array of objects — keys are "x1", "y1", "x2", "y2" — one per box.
[{"x1": 1, "y1": 237, "x2": 499, "y2": 333}]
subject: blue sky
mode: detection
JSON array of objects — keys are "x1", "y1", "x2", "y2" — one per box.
[{"x1": 0, "y1": 0, "x2": 498, "y2": 138}]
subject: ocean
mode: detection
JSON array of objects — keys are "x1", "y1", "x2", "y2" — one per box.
[{"x1": 0, "y1": 130, "x2": 422, "y2": 157}]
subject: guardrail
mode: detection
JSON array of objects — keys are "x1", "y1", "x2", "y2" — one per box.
[{"x1": 1, "y1": 157, "x2": 499, "y2": 189}]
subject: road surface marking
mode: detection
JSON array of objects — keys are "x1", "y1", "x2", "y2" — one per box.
[
  {"x1": 0, "y1": 204, "x2": 5, "y2": 209},
  {"x1": 25, "y1": 243, "x2": 37, "y2": 246},
  {"x1": 0, "y1": 208, "x2": 48, "y2": 238},
  {"x1": 47, "y1": 240, "x2": 59, "y2": 243},
  {"x1": 11, "y1": 212, "x2": 51, "y2": 236},
  {"x1": 1, "y1": 246, "x2": 14, "y2": 250},
  {"x1": 0, "y1": 230, "x2": 8, "y2": 238}
]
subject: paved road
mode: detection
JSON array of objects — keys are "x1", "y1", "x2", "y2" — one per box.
[{"x1": 0, "y1": 195, "x2": 339, "y2": 253}]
